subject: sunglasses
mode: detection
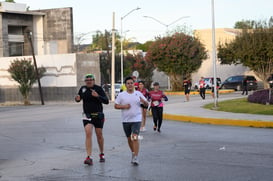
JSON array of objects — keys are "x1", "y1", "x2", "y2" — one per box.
[{"x1": 85, "y1": 79, "x2": 94, "y2": 82}]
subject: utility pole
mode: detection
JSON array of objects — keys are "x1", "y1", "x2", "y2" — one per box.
[
  {"x1": 211, "y1": 0, "x2": 218, "y2": 108},
  {"x1": 27, "y1": 31, "x2": 45, "y2": 105},
  {"x1": 111, "y1": 12, "x2": 116, "y2": 101}
]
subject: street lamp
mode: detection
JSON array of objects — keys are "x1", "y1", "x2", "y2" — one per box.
[
  {"x1": 211, "y1": 0, "x2": 218, "y2": 108},
  {"x1": 111, "y1": 12, "x2": 116, "y2": 101},
  {"x1": 143, "y1": 15, "x2": 189, "y2": 90},
  {"x1": 120, "y1": 7, "x2": 140, "y2": 84}
]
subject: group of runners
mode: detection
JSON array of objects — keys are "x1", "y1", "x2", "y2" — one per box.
[
  {"x1": 183, "y1": 76, "x2": 220, "y2": 102},
  {"x1": 75, "y1": 74, "x2": 168, "y2": 166}
]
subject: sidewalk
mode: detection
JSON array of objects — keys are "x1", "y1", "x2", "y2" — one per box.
[{"x1": 163, "y1": 93, "x2": 273, "y2": 128}]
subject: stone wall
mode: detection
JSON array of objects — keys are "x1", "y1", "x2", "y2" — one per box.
[{"x1": 0, "y1": 53, "x2": 100, "y2": 103}]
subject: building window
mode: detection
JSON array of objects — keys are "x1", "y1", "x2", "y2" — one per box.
[
  {"x1": 9, "y1": 42, "x2": 24, "y2": 56},
  {"x1": 8, "y1": 26, "x2": 23, "y2": 35}
]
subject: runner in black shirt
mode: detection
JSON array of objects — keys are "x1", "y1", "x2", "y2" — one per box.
[
  {"x1": 75, "y1": 74, "x2": 109, "y2": 165},
  {"x1": 183, "y1": 78, "x2": 192, "y2": 102}
]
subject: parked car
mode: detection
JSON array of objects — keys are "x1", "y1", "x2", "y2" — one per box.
[
  {"x1": 221, "y1": 75, "x2": 257, "y2": 91},
  {"x1": 105, "y1": 83, "x2": 122, "y2": 98},
  {"x1": 114, "y1": 83, "x2": 122, "y2": 97},
  {"x1": 194, "y1": 77, "x2": 221, "y2": 89},
  {"x1": 267, "y1": 74, "x2": 273, "y2": 88}
]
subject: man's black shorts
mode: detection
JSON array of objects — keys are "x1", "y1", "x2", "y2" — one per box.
[
  {"x1": 82, "y1": 113, "x2": 105, "y2": 128},
  {"x1": 184, "y1": 89, "x2": 191, "y2": 94}
]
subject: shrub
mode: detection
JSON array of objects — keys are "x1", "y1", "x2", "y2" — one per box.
[
  {"x1": 8, "y1": 58, "x2": 46, "y2": 105},
  {"x1": 248, "y1": 89, "x2": 273, "y2": 105}
]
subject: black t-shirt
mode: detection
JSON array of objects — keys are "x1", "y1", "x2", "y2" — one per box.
[
  {"x1": 183, "y1": 80, "x2": 192, "y2": 90},
  {"x1": 77, "y1": 85, "x2": 109, "y2": 113}
]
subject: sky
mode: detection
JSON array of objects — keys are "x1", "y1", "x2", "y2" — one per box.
[{"x1": 17, "y1": 0, "x2": 273, "y2": 44}]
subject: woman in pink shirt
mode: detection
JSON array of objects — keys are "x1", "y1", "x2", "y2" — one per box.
[{"x1": 148, "y1": 82, "x2": 168, "y2": 132}]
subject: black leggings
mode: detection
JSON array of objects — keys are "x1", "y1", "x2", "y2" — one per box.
[
  {"x1": 151, "y1": 107, "x2": 163, "y2": 129},
  {"x1": 200, "y1": 88, "x2": 206, "y2": 99}
]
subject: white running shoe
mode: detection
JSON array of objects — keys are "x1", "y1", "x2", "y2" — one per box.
[{"x1": 132, "y1": 156, "x2": 139, "y2": 166}]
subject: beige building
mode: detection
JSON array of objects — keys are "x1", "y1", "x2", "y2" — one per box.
[{"x1": 191, "y1": 28, "x2": 256, "y2": 84}]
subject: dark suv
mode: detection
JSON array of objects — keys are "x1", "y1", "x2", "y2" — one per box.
[{"x1": 221, "y1": 75, "x2": 258, "y2": 91}]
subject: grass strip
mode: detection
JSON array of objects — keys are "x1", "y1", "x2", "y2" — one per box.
[{"x1": 204, "y1": 98, "x2": 273, "y2": 115}]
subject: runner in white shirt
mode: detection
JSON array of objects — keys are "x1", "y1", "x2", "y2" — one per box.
[{"x1": 114, "y1": 76, "x2": 148, "y2": 166}]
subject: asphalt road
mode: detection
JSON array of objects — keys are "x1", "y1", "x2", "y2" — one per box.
[{"x1": 1, "y1": 94, "x2": 273, "y2": 181}]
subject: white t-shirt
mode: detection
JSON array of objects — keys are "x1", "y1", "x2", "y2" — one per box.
[{"x1": 115, "y1": 90, "x2": 147, "y2": 123}]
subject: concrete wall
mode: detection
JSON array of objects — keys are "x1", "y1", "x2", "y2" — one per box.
[
  {"x1": 37, "y1": 7, "x2": 74, "y2": 54},
  {"x1": 76, "y1": 53, "x2": 101, "y2": 89},
  {"x1": 33, "y1": 15, "x2": 45, "y2": 55},
  {"x1": 0, "y1": 53, "x2": 100, "y2": 103}
]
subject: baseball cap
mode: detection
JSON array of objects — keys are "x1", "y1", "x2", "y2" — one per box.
[{"x1": 85, "y1": 74, "x2": 95, "y2": 80}]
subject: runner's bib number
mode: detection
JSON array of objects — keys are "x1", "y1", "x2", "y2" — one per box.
[{"x1": 152, "y1": 101, "x2": 160, "y2": 106}]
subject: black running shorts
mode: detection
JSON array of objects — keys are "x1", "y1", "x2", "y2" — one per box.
[
  {"x1": 185, "y1": 89, "x2": 190, "y2": 94},
  {"x1": 82, "y1": 113, "x2": 105, "y2": 128}
]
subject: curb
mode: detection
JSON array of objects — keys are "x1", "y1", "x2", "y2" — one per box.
[
  {"x1": 163, "y1": 113, "x2": 273, "y2": 128},
  {"x1": 165, "y1": 89, "x2": 235, "y2": 96}
]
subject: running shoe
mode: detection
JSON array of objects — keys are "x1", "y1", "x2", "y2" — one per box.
[
  {"x1": 138, "y1": 135, "x2": 143, "y2": 140},
  {"x1": 84, "y1": 156, "x2": 93, "y2": 165},
  {"x1": 99, "y1": 153, "x2": 105, "y2": 162},
  {"x1": 132, "y1": 156, "x2": 139, "y2": 166}
]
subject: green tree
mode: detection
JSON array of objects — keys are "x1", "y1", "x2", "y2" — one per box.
[
  {"x1": 8, "y1": 58, "x2": 46, "y2": 105},
  {"x1": 234, "y1": 20, "x2": 255, "y2": 29},
  {"x1": 218, "y1": 18, "x2": 273, "y2": 88},
  {"x1": 90, "y1": 30, "x2": 142, "y2": 84},
  {"x1": 5, "y1": 0, "x2": 15, "y2": 2},
  {"x1": 89, "y1": 31, "x2": 115, "y2": 84},
  {"x1": 136, "y1": 41, "x2": 154, "y2": 52},
  {"x1": 132, "y1": 53, "x2": 155, "y2": 89},
  {"x1": 146, "y1": 32, "x2": 207, "y2": 91},
  {"x1": 89, "y1": 30, "x2": 121, "y2": 53},
  {"x1": 122, "y1": 53, "x2": 135, "y2": 78}
]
